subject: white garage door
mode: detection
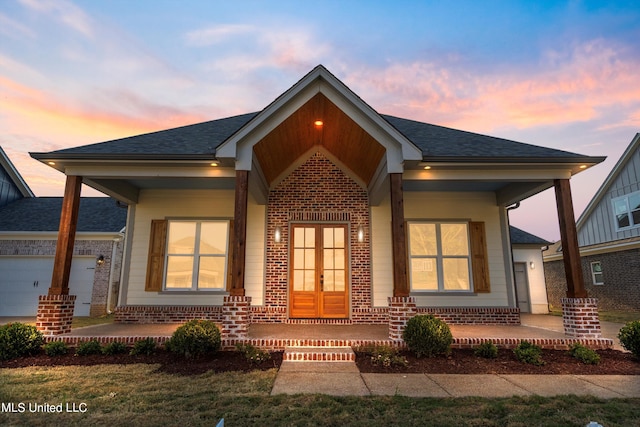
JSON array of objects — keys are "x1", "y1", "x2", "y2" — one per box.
[{"x1": 0, "y1": 257, "x2": 95, "y2": 316}]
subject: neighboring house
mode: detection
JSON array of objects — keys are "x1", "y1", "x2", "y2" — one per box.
[
  {"x1": 510, "y1": 226, "x2": 551, "y2": 314},
  {"x1": 30, "y1": 65, "x2": 604, "y2": 333},
  {"x1": 0, "y1": 147, "x2": 126, "y2": 317},
  {"x1": 544, "y1": 133, "x2": 640, "y2": 312}
]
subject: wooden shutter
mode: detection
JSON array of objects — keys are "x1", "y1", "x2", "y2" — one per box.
[
  {"x1": 226, "y1": 220, "x2": 234, "y2": 291},
  {"x1": 145, "y1": 219, "x2": 167, "y2": 292},
  {"x1": 469, "y1": 221, "x2": 490, "y2": 293}
]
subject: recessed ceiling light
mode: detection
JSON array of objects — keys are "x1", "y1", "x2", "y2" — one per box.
[
  {"x1": 210, "y1": 162, "x2": 218, "y2": 167},
  {"x1": 314, "y1": 120, "x2": 323, "y2": 127},
  {"x1": 579, "y1": 165, "x2": 587, "y2": 169},
  {"x1": 423, "y1": 165, "x2": 432, "y2": 170},
  {"x1": 47, "y1": 161, "x2": 55, "y2": 166}
]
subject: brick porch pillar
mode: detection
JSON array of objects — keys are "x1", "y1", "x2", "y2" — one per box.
[
  {"x1": 36, "y1": 295, "x2": 76, "y2": 335},
  {"x1": 222, "y1": 296, "x2": 251, "y2": 339},
  {"x1": 388, "y1": 296, "x2": 416, "y2": 340},
  {"x1": 561, "y1": 297, "x2": 602, "y2": 338}
]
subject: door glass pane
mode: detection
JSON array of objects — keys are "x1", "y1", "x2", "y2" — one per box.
[
  {"x1": 167, "y1": 222, "x2": 196, "y2": 254},
  {"x1": 334, "y1": 249, "x2": 345, "y2": 269},
  {"x1": 294, "y1": 228, "x2": 305, "y2": 247},
  {"x1": 443, "y1": 258, "x2": 470, "y2": 290},
  {"x1": 294, "y1": 249, "x2": 305, "y2": 269},
  {"x1": 323, "y1": 228, "x2": 334, "y2": 248},
  {"x1": 198, "y1": 256, "x2": 224, "y2": 289},
  {"x1": 199, "y1": 222, "x2": 227, "y2": 254},
  {"x1": 293, "y1": 270, "x2": 304, "y2": 291},
  {"x1": 441, "y1": 224, "x2": 469, "y2": 255},
  {"x1": 334, "y1": 270, "x2": 345, "y2": 291},
  {"x1": 410, "y1": 258, "x2": 437, "y2": 290},
  {"x1": 304, "y1": 249, "x2": 315, "y2": 269},
  {"x1": 304, "y1": 270, "x2": 315, "y2": 291},
  {"x1": 324, "y1": 271, "x2": 334, "y2": 291},
  {"x1": 166, "y1": 255, "x2": 193, "y2": 288},
  {"x1": 323, "y1": 249, "x2": 334, "y2": 270},
  {"x1": 409, "y1": 224, "x2": 436, "y2": 255},
  {"x1": 304, "y1": 228, "x2": 315, "y2": 247},
  {"x1": 334, "y1": 228, "x2": 345, "y2": 248}
]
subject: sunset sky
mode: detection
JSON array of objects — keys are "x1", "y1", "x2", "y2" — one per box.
[{"x1": 1, "y1": 0, "x2": 639, "y2": 241}]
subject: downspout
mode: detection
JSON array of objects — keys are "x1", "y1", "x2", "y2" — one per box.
[
  {"x1": 106, "y1": 229, "x2": 124, "y2": 314},
  {"x1": 506, "y1": 202, "x2": 520, "y2": 310}
]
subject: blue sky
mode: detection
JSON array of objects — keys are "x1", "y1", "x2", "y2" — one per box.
[{"x1": 1, "y1": 0, "x2": 639, "y2": 240}]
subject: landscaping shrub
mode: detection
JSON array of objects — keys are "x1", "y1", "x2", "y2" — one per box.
[
  {"x1": 402, "y1": 314, "x2": 452, "y2": 358},
  {"x1": 618, "y1": 320, "x2": 640, "y2": 359},
  {"x1": 44, "y1": 341, "x2": 69, "y2": 357},
  {"x1": 568, "y1": 343, "x2": 600, "y2": 365},
  {"x1": 102, "y1": 341, "x2": 128, "y2": 355},
  {"x1": 75, "y1": 340, "x2": 103, "y2": 356},
  {"x1": 513, "y1": 340, "x2": 544, "y2": 366},
  {"x1": 0, "y1": 322, "x2": 44, "y2": 360},
  {"x1": 165, "y1": 319, "x2": 221, "y2": 358},
  {"x1": 236, "y1": 343, "x2": 271, "y2": 365},
  {"x1": 474, "y1": 341, "x2": 499, "y2": 359},
  {"x1": 130, "y1": 338, "x2": 157, "y2": 356}
]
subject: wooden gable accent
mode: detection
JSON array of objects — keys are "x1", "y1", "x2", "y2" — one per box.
[{"x1": 253, "y1": 93, "x2": 385, "y2": 186}]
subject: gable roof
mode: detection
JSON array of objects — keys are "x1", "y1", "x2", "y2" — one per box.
[
  {"x1": 0, "y1": 146, "x2": 35, "y2": 199},
  {"x1": 0, "y1": 197, "x2": 127, "y2": 233},
  {"x1": 576, "y1": 133, "x2": 640, "y2": 230},
  {"x1": 509, "y1": 226, "x2": 551, "y2": 246}
]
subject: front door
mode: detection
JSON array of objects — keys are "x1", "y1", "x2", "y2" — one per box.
[{"x1": 290, "y1": 224, "x2": 349, "y2": 318}]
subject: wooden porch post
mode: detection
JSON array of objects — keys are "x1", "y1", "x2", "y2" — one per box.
[
  {"x1": 554, "y1": 178, "x2": 587, "y2": 298},
  {"x1": 390, "y1": 173, "x2": 409, "y2": 297},
  {"x1": 49, "y1": 175, "x2": 82, "y2": 295},
  {"x1": 231, "y1": 170, "x2": 249, "y2": 296}
]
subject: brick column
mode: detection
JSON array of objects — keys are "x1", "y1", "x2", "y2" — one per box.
[
  {"x1": 561, "y1": 297, "x2": 602, "y2": 338},
  {"x1": 388, "y1": 296, "x2": 416, "y2": 340},
  {"x1": 222, "y1": 296, "x2": 251, "y2": 339},
  {"x1": 36, "y1": 295, "x2": 76, "y2": 335}
]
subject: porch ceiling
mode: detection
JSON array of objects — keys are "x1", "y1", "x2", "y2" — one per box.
[{"x1": 252, "y1": 93, "x2": 386, "y2": 186}]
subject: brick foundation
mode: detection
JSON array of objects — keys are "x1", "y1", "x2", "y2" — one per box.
[
  {"x1": 388, "y1": 296, "x2": 417, "y2": 340},
  {"x1": 561, "y1": 297, "x2": 602, "y2": 338},
  {"x1": 36, "y1": 294, "x2": 76, "y2": 335},
  {"x1": 417, "y1": 307, "x2": 521, "y2": 325},
  {"x1": 222, "y1": 296, "x2": 251, "y2": 339},
  {"x1": 114, "y1": 305, "x2": 223, "y2": 323}
]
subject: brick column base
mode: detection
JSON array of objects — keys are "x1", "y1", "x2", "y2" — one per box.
[
  {"x1": 561, "y1": 297, "x2": 602, "y2": 338},
  {"x1": 36, "y1": 294, "x2": 76, "y2": 336},
  {"x1": 388, "y1": 296, "x2": 417, "y2": 340},
  {"x1": 222, "y1": 296, "x2": 251, "y2": 339}
]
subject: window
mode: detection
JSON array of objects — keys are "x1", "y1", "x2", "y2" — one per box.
[
  {"x1": 164, "y1": 220, "x2": 229, "y2": 290},
  {"x1": 408, "y1": 222, "x2": 472, "y2": 292},
  {"x1": 590, "y1": 261, "x2": 604, "y2": 285},
  {"x1": 612, "y1": 191, "x2": 640, "y2": 230}
]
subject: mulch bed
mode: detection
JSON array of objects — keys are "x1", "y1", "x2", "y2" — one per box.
[
  {"x1": 355, "y1": 349, "x2": 640, "y2": 375},
  {"x1": 0, "y1": 350, "x2": 284, "y2": 376}
]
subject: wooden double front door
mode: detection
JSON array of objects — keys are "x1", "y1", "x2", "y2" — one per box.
[{"x1": 289, "y1": 224, "x2": 349, "y2": 318}]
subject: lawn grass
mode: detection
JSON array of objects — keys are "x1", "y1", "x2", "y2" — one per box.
[
  {"x1": 550, "y1": 309, "x2": 640, "y2": 324},
  {"x1": 1, "y1": 364, "x2": 638, "y2": 426}
]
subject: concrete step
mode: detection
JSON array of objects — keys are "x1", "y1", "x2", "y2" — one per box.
[{"x1": 284, "y1": 345, "x2": 355, "y2": 362}]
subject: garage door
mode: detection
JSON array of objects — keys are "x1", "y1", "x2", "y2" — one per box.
[{"x1": 0, "y1": 257, "x2": 95, "y2": 316}]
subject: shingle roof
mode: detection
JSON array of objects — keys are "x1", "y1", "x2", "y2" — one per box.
[
  {"x1": 509, "y1": 226, "x2": 551, "y2": 246},
  {"x1": 0, "y1": 197, "x2": 127, "y2": 232},
  {"x1": 33, "y1": 112, "x2": 595, "y2": 162}
]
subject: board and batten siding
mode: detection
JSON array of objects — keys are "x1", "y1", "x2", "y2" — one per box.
[
  {"x1": 399, "y1": 191, "x2": 508, "y2": 307},
  {"x1": 578, "y1": 146, "x2": 640, "y2": 246},
  {"x1": 125, "y1": 189, "x2": 238, "y2": 305}
]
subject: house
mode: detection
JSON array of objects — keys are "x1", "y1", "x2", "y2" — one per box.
[
  {"x1": 544, "y1": 133, "x2": 640, "y2": 313},
  {"x1": 29, "y1": 65, "x2": 606, "y2": 338},
  {"x1": 0, "y1": 147, "x2": 126, "y2": 317},
  {"x1": 509, "y1": 226, "x2": 551, "y2": 314}
]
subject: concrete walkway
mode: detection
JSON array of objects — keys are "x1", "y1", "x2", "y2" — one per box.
[{"x1": 272, "y1": 360, "x2": 640, "y2": 398}]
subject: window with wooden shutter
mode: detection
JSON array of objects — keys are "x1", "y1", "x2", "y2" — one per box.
[
  {"x1": 145, "y1": 219, "x2": 167, "y2": 292},
  {"x1": 469, "y1": 221, "x2": 490, "y2": 293}
]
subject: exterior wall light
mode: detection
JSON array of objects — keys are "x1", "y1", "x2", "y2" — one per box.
[
  {"x1": 97, "y1": 255, "x2": 105, "y2": 266},
  {"x1": 274, "y1": 226, "x2": 282, "y2": 243},
  {"x1": 529, "y1": 261, "x2": 535, "y2": 270},
  {"x1": 357, "y1": 225, "x2": 365, "y2": 243}
]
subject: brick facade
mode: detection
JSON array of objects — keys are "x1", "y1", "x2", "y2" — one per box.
[
  {"x1": 561, "y1": 297, "x2": 602, "y2": 338},
  {"x1": 36, "y1": 294, "x2": 76, "y2": 335},
  {"x1": 0, "y1": 238, "x2": 122, "y2": 317},
  {"x1": 544, "y1": 247, "x2": 640, "y2": 312}
]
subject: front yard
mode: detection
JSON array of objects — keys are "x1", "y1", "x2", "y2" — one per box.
[{"x1": 1, "y1": 364, "x2": 639, "y2": 426}]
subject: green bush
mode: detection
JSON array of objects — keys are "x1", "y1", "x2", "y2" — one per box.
[
  {"x1": 102, "y1": 341, "x2": 128, "y2": 355},
  {"x1": 75, "y1": 340, "x2": 103, "y2": 356},
  {"x1": 236, "y1": 343, "x2": 271, "y2": 365},
  {"x1": 44, "y1": 341, "x2": 69, "y2": 357},
  {"x1": 130, "y1": 338, "x2": 157, "y2": 356},
  {"x1": 618, "y1": 320, "x2": 640, "y2": 358},
  {"x1": 0, "y1": 323, "x2": 44, "y2": 360},
  {"x1": 513, "y1": 340, "x2": 544, "y2": 366},
  {"x1": 402, "y1": 314, "x2": 452, "y2": 358},
  {"x1": 474, "y1": 341, "x2": 499, "y2": 359},
  {"x1": 568, "y1": 343, "x2": 600, "y2": 365},
  {"x1": 165, "y1": 319, "x2": 221, "y2": 358}
]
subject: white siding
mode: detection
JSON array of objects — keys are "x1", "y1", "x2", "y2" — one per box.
[
  {"x1": 404, "y1": 191, "x2": 509, "y2": 307},
  {"x1": 371, "y1": 194, "x2": 393, "y2": 307},
  {"x1": 126, "y1": 189, "x2": 234, "y2": 305},
  {"x1": 245, "y1": 193, "x2": 265, "y2": 305},
  {"x1": 512, "y1": 247, "x2": 549, "y2": 314}
]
